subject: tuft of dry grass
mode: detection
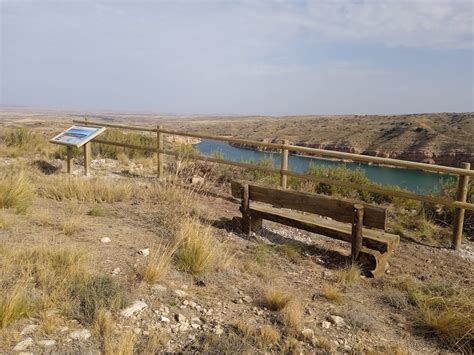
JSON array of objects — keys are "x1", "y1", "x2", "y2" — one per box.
[
  {"x1": 114, "y1": 331, "x2": 136, "y2": 355},
  {"x1": 263, "y1": 286, "x2": 293, "y2": 311},
  {"x1": 139, "y1": 243, "x2": 176, "y2": 283},
  {"x1": 62, "y1": 213, "x2": 84, "y2": 236},
  {"x1": 175, "y1": 219, "x2": 231, "y2": 275},
  {"x1": 33, "y1": 209, "x2": 52, "y2": 226},
  {"x1": 336, "y1": 263, "x2": 361, "y2": 283},
  {"x1": 233, "y1": 320, "x2": 280, "y2": 348},
  {"x1": 280, "y1": 299, "x2": 303, "y2": 332},
  {"x1": 386, "y1": 276, "x2": 473, "y2": 353},
  {"x1": 42, "y1": 176, "x2": 131, "y2": 203},
  {"x1": 0, "y1": 282, "x2": 33, "y2": 328},
  {"x1": 0, "y1": 173, "x2": 35, "y2": 213},
  {"x1": 95, "y1": 309, "x2": 114, "y2": 355},
  {"x1": 257, "y1": 325, "x2": 280, "y2": 346},
  {"x1": 323, "y1": 284, "x2": 343, "y2": 302}
]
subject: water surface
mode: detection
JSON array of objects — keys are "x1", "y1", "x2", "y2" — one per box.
[{"x1": 195, "y1": 139, "x2": 452, "y2": 194}]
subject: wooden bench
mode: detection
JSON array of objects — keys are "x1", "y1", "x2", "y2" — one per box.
[{"x1": 230, "y1": 181, "x2": 400, "y2": 277}]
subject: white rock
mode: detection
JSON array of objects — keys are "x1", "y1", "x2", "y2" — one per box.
[
  {"x1": 242, "y1": 296, "x2": 253, "y2": 303},
  {"x1": 175, "y1": 313, "x2": 187, "y2": 323},
  {"x1": 112, "y1": 267, "x2": 121, "y2": 275},
  {"x1": 37, "y1": 339, "x2": 56, "y2": 348},
  {"x1": 21, "y1": 324, "x2": 38, "y2": 335},
  {"x1": 301, "y1": 328, "x2": 314, "y2": 339},
  {"x1": 70, "y1": 329, "x2": 91, "y2": 340},
  {"x1": 321, "y1": 321, "x2": 331, "y2": 329},
  {"x1": 328, "y1": 315, "x2": 346, "y2": 327},
  {"x1": 214, "y1": 326, "x2": 224, "y2": 335},
  {"x1": 174, "y1": 290, "x2": 187, "y2": 297},
  {"x1": 13, "y1": 338, "x2": 33, "y2": 352},
  {"x1": 152, "y1": 284, "x2": 167, "y2": 292},
  {"x1": 121, "y1": 300, "x2": 148, "y2": 317},
  {"x1": 100, "y1": 237, "x2": 111, "y2": 243},
  {"x1": 191, "y1": 176, "x2": 205, "y2": 185},
  {"x1": 138, "y1": 248, "x2": 150, "y2": 256},
  {"x1": 191, "y1": 323, "x2": 201, "y2": 330},
  {"x1": 160, "y1": 316, "x2": 171, "y2": 323},
  {"x1": 133, "y1": 328, "x2": 142, "y2": 335}
]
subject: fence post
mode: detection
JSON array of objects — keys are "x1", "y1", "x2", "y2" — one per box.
[
  {"x1": 66, "y1": 146, "x2": 73, "y2": 174},
  {"x1": 452, "y1": 162, "x2": 471, "y2": 250},
  {"x1": 83, "y1": 142, "x2": 91, "y2": 176},
  {"x1": 157, "y1": 125, "x2": 164, "y2": 178},
  {"x1": 351, "y1": 204, "x2": 364, "y2": 262},
  {"x1": 280, "y1": 140, "x2": 289, "y2": 189}
]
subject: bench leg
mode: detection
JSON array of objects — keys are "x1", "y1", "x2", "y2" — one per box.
[{"x1": 242, "y1": 213, "x2": 251, "y2": 235}]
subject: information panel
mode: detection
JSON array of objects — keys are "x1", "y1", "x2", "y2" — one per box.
[{"x1": 50, "y1": 126, "x2": 106, "y2": 147}]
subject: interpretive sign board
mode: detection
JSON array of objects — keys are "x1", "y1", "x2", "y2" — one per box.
[{"x1": 49, "y1": 126, "x2": 106, "y2": 147}]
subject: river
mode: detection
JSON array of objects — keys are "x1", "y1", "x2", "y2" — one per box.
[{"x1": 194, "y1": 139, "x2": 452, "y2": 194}]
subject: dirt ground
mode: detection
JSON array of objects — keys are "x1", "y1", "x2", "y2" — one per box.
[{"x1": 1, "y1": 155, "x2": 473, "y2": 354}]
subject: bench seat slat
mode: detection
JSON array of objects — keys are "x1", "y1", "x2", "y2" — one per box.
[
  {"x1": 249, "y1": 203, "x2": 399, "y2": 254},
  {"x1": 231, "y1": 181, "x2": 387, "y2": 230}
]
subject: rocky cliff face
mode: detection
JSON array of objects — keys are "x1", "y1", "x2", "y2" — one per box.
[{"x1": 199, "y1": 113, "x2": 474, "y2": 167}]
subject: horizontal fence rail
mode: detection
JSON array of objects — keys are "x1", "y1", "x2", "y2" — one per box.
[{"x1": 73, "y1": 119, "x2": 473, "y2": 249}]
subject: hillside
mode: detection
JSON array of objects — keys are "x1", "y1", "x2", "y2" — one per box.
[
  {"x1": 0, "y1": 123, "x2": 473, "y2": 354},
  {"x1": 1, "y1": 108, "x2": 472, "y2": 167}
]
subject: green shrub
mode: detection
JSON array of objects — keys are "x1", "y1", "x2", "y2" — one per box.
[
  {"x1": 70, "y1": 275, "x2": 127, "y2": 324},
  {"x1": 93, "y1": 129, "x2": 156, "y2": 159}
]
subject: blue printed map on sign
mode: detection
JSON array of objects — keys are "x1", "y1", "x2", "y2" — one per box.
[{"x1": 50, "y1": 126, "x2": 105, "y2": 147}]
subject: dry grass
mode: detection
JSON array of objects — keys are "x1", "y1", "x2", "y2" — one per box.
[
  {"x1": 32, "y1": 209, "x2": 52, "y2": 226},
  {"x1": 175, "y1": 218, "x2": 231, "y2": 274},
  {"x1": 114, "y1": 332, "x2": 136, "y2": 355},
  {"x1": 280, "y1": 299, "x2": 303, "y2": 331},
  {"x1": 95, "y1": 309, "x2": 114, "y2": 355},
  {"x1": 87, "y1": 205, "x2": 108, "y2": 217},
  {"x1": 336, "y1": 263, "x2": 362, "y2": 283},
  {"x1": 42, "y1": 175, "x2": 131, "y2": 203},
  {"x1": 141, "y1": 331, "x2": 169, "y2": 354},
  {"x1": 62, "y1": 211, "x2": 84, "y2": 236},
  {"x1": 139, "y1": 243, "x2": 176, "y2": 283},
  {"x1": 274, "y1": 243, "x2": 301, "y2": 263},
  {"x1": 0, "y1": 243, "x2": 126, "y2": 330},
  {"x1": 0, "y1": 173, "x2": 35, "y2": 213},
  {"x1": 233, "y1": 320, "x2": 280, "y2": 348},
  {"x1": 0, "y1": 210, "x2": 15, "y2": 230},
  {"x1": 257, "y1": 325, "x2": 280, "y2": 346},
  {"x1": 323, "y1": 284, "x2": 343, "y2": 302},
  {"x1": 387, "y1": 276, "x2": 473, "y2": 352},
  {"x1": 0, "y1": 282, "x2": 33, "y2": 328},
  {"x1": 263, "y1": 286, "x2": 293, "y2": 311},
  {"x1": 1, "y1": 127, "x2": 51, "y2": 156}
]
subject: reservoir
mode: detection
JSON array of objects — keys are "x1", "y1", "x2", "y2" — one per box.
[{"x1": 194, "y1": 139, "x2": 452, "y2": 194}]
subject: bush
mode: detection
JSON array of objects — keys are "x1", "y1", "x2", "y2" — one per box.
[
  {"x1": 1, "y1": 127, "x2": 50, "y2": 156},
  {"x1": 70, "y1": 275, "x2": 127, "y2": 324},
  {"x1": 93, "y1": 129, "x2": 156, "y2": 159}
]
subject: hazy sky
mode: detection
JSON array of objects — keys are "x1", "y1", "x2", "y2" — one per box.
[{"x1": 1, "y1": 0, "x2": 473, "y2": 115}]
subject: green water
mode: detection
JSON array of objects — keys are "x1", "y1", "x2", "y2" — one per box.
[{"x1": 195, "y1": 139, "x2": 452, "y2": 194}]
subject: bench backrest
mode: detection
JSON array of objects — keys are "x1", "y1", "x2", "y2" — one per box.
[{"x1": 231, "y1": 181, "x2": 387, "y2": 230}]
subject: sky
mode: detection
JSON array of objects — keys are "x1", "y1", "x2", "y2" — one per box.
[{"x1": 1, "y1": 0, "x2": 473, "y2": 115}]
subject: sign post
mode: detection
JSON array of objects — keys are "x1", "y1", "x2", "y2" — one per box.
[{"x1": 50, "y1": 125, "x2": 106, "y2": 176}]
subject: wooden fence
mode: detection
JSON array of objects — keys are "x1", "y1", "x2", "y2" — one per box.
[{"x1": 72, "y1": 119, "x2": 473, "y2": 249}]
